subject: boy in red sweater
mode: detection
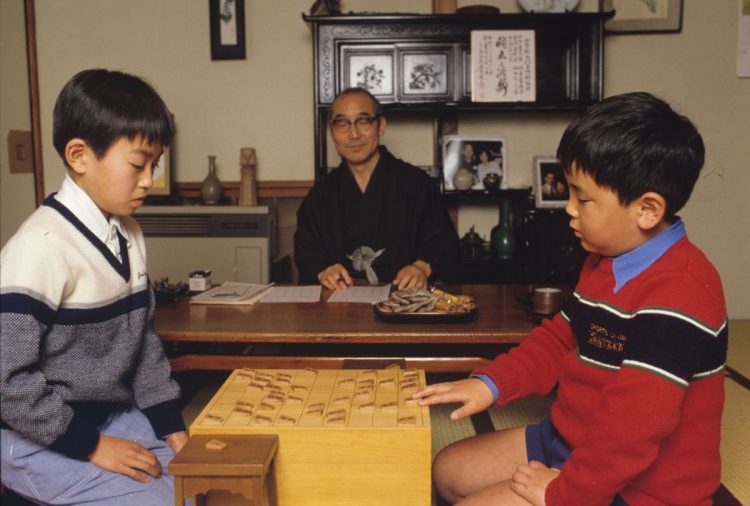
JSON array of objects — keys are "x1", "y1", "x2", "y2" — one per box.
[{"x1": 414, "y1": 92, "x2": 727, "y2": 506}]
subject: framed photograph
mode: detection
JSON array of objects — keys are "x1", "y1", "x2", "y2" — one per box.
[
  {"x1": 600, "y1": 0, "x2": 683, "y2": 34},
  {"x1": 534, "y1": 157, "x2": 568, "y2": 208},
  {"x1": 149, "y1": 147, "x2": 172, "y2": 197},
  {"x1": 209, "y1": 0, "x2": 246, "y2": 60},
  {"x1": 398, "y1": 47, "x2": 452, "y2": 101},
  {"x1": 341, "y1": 47, "x2": 395, "y2": 98},
  {"x1": 442, "y1": 136, "x2": 507, "y2": 191}
]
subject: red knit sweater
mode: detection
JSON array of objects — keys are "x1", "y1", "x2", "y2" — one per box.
[{"x1": 474, "y1": 237, "x2": 727, "y2": 506}]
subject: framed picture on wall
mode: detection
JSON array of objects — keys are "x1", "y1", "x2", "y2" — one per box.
[
  {"x1": 209, "y1": 0, "x2": 246, "y2": 60},
  {"x1": 443, "y1": 136, "x2": 507, "y2": 191},
  {"x1": 148, "y1": 147, "x2": 172, "y2": 198},
  {"x1": 341, "y1": 46, "x2": 395, "y2": 99},
  {"x1": 534, "y1": 156, "x2": 568, "y2": 208},
  {"x1": 398, "y1": 47, "x2": 452, "y2": 100},
  {"x1": 600, "y1": 0, "x2": 683, "y2": 34}
]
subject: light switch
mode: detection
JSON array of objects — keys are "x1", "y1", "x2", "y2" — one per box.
[{"x1": 8, "y1": 130, "x2": 33, "y2": 174}]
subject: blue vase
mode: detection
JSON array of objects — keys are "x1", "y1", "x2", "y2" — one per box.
[{"x1": 491, "y1": 197, "x2": 516, "y2": 261}]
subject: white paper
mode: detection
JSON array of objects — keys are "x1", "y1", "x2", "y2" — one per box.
[
  {"x1": 259, "y1": 285, "x2": 322, "y2": 303},
  {"x1": 738, "y1": 0, "x2": 750, "y2": 77},
  {"x1": 471, "y1": 30, "x2": 536, "y2": 102},
  {"x1": 327, "y1": 285, "x2": 391, "y2": 304},
  {"x1": 190, "y1": 282, "x2": 274, "y2": 305}
]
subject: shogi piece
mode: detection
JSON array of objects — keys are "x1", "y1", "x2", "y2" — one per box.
[
  {"x1": 190, "y1": 368, "x2": 432, "y2": 506},
  {"x1": 169, "y1": 434, "x2": 278, "y2": 506}
]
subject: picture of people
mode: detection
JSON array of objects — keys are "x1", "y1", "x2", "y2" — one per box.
[
  {"x1": 442, "y1": 136, "x2": 507, "y2": 191},
  {"x1": 534, "y1": 157, "x2": 568, "y2": 208}
]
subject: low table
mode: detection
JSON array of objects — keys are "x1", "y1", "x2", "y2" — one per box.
[{"x1": 169, "y1": 434, "x2": 279, "y2": 506}]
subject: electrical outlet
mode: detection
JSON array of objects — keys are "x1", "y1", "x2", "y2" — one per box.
[{"x1": 8, "y1": 130, "x2": 33, "y2": 174}]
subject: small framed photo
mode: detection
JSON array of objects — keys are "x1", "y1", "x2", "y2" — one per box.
[
  {"x1": 149, "y1": 147, "x2": 172, "y2": 197},
  {"x1": 209, "y1": 0, "x2": 246, "y2": 60},
  {"x1": 398, "y1": 46, "x2": 452, "y2": 101},
  {"x1": 534, "y1": 157, "x2": 568, "y2": 208},
  {"x1": 600, "y1": 0, "x2": 683, "y2": 34},
  {"x1": 442, "y1": 136, "x2": 507, "y2": 191},
  {"x1": 341, "y1": 46, "x2": 395, "y2": 98}
]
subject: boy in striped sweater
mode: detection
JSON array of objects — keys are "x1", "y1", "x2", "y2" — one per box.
[
  {"x1": 414, "y1": 92, "x2": 727, "y2": 506},
  {"x1": 1, "y1": 69, "x2": 187, "y2": 505}
]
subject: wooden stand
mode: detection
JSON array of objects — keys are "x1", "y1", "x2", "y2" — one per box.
[{"x1": 169, "y1": 434, "x2": 279, "y2": 506}]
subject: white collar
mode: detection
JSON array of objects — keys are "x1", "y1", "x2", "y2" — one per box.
[{"x1": 55, "y1": 174, "x2": 129, "y2": 245}]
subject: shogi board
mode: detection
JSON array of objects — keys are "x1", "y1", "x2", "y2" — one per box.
[{"x1": 190, "y1": 367, "x2": 431, "y2": 506}]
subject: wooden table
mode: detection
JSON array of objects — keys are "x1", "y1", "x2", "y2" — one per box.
[{"x1": 155, "y1": 284, "x2": 537, "y2": 373}]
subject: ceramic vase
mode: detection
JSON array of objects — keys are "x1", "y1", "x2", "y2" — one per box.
[
  {"x1": 201, "y1": 155, "x2": 223, "y2": 205},
  {"x1": 453, "y1": 168, "x2": 474, "y2": 190},
  {"x1": 491, "y1": 197, "x2": 516, "y2": 260}
]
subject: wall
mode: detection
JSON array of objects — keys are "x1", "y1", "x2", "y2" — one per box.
[
  {"x1": 1, "y1": 0, "x2": 747, "y2": 317},
  {"x1": 0, "y1": 0, "x2": 37, "y2": 246}
]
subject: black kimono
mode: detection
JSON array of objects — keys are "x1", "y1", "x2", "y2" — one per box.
[{"x1": 295, "y1": 146, "x2": 460, "y2": 285}]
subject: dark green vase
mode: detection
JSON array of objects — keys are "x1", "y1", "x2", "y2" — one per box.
[{"x1": 491, "y1": 197, "x2": 516, "y2": 261}]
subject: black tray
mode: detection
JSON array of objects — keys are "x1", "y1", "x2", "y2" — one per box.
[{"x1": 373, "y1": 304, "x2": 479, "y2": 323}]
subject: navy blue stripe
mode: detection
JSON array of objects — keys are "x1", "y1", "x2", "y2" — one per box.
[
  {"x1": 55, "y1": 290, "x2": 149, "y2": 325},
  {"x1": 0, "y1": 292, "x2": 57, "y2": 326},
  {"x1": 43, "y1": 194, "x2": 130, "y2": 281}
]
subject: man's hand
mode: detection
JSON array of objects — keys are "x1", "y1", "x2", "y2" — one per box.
[
  {"x1": 165, "y1": 431, "x2": 189, "y2": 455},
  {"x1": 88, "y1": 434, "x2": 162, "y2": 483},
  {"x1": 318, "y1": 264, "x2": 353, "y2": 290},
  {"x1": 393, "y1": 260, "x2": 431, "y2": 290},
  {"x1": 411, "y1": 377, "x2": 493, "y2": 420}
]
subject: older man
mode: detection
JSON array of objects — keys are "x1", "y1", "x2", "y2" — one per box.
[{"x1": 295, "y1": 87, "x2": 459, "y2": 290}]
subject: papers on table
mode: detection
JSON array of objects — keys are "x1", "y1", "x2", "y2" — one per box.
[
  {"x1": 259, "y1": 285, "x2": 322, "y2": 303},
  {"x1": 190, "y1": 282, "x2": 274, "y2": 305},
  {"x1": 327, "y1": 285, "x2": 391, "y2": 304}
]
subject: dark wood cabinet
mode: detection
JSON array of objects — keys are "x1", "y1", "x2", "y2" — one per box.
[{"x1": 303, "y1": 12, "x2": 607, "y2": 284}]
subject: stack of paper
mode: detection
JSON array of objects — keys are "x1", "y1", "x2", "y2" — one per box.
[{"x1": 189, "y1": 282, "x2": 274, "y2": 305}]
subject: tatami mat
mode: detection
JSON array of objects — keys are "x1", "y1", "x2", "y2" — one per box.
[
  {"x1": 722, "y1": 368, "x2": 750, "y2": 504},
  {"x1": 487, "y1": 394, "x2": 555, "y2": 430},
  {"x1": 728, "y1": 319, "x2": 750, "y2": 378}
]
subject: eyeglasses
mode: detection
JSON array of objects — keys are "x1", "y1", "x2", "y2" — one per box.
[{"x1": 329, "y1": 115, "x2": 381, "y2": 133}]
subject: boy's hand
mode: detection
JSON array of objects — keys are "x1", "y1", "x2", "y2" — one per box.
[
  {"x1": 89, "y1": 434, "x2": 162, "y2": 483},
  {"x1": 511, "y1": 461, "x2": 560, "y2": 506},
  {"x1": 165, "y1": 431, "x2": 189, "y2": 455},
  {"x1": 411, "y1": 378, "x2": 493, "y2": 420}
]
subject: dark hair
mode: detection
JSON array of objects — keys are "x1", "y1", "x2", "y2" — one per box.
[
  {"x1": 53, "y1": 69, "x2": 175, "y2": 163},
  {"x1": 327, "y1": 87, "x2": 384, "y2": 123},
  {"x1": 556, "y1": 92, "x2": 704, "y2": 218}
]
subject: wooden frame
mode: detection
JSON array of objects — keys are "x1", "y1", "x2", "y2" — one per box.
[
  {"x1": 341, "y1": 46, "x2": 395, "y2": 99},
  {"x1": 534, "y1": 156, "x2": 568, "y2": 208},
  {"x1": 600, "y1": 0, "x2": 683, "y2": 34},
  {"x1": 149, "y1": 146, "x2": 172, "y2": 197},
  {"x1": 397, "y1": 46, "x2": 452, "y2": 101},
  {"x1": 25, "y1": 0, "x2": 45, "y2": 206},
  {"x1": 209, "y1": 0, "x2": 246, "y2": 60}
]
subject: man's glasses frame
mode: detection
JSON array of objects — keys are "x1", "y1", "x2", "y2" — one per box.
[{"x1": 329, "y1": 115, "x2": 381, "y2": 133}]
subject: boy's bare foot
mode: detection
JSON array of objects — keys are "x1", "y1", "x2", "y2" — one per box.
[{"x1": 510, "y1": 461, "x2": 560, "y2": 506}]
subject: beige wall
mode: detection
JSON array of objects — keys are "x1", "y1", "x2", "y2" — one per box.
[
  {"x1": 0, "y1": 0, "x2": 37, "y2": 246},
  {"x1": 1, "y1": 0, "x2": 748, "y2": 317}
]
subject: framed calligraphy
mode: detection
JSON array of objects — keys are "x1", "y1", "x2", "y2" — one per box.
[
  {"x1": 210, "y1": 0, "x2": 246, "y2": 60},
  {"x1": 470, "y1": 30, "x2": 536, "y2": 102},
  {"x1": 600, "y1": 0, "x2": 683, "y2": 34}
]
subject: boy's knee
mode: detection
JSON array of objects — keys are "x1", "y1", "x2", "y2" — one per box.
[{"x1": 432, "y1": 449, "x2": 461, "y2": 503}]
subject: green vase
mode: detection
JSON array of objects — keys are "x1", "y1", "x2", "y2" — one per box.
[{"x1": 491, "y1": 197, "x2": 516, "y2": 261}]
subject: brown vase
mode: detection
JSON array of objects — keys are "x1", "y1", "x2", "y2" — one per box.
[{"x1": 201, "y1": 155, "x2": 223, "y2": 205}]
